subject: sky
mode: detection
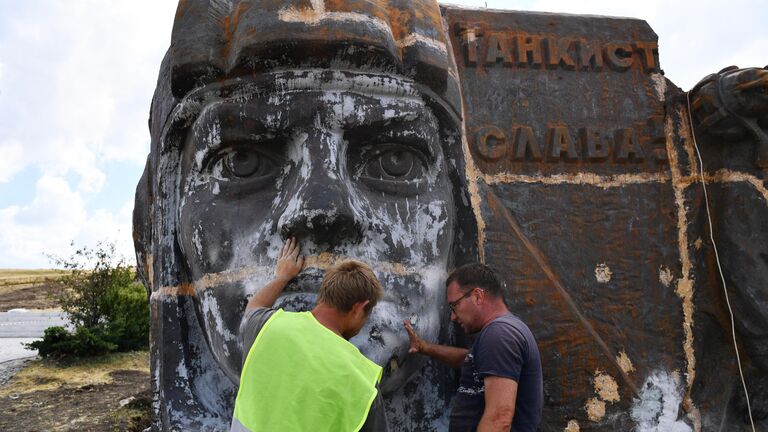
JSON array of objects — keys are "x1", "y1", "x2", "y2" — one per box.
[{"x1": 0, "y1": 0, "x2": 766, "y2": 269}]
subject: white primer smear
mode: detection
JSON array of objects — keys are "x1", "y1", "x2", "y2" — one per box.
[{"x1": 630, "y1": 370, "x2": 693, "y2": 432}]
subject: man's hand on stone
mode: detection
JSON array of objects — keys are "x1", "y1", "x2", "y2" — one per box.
[
  {"x1": 275, "y1": 237, "x2": 304, "y2": 282},
  {"x1": 403, "y1": 319, "x2": 427, "y2": 354}
]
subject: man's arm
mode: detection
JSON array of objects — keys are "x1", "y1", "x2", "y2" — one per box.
[
  {"x1": 403, "y1": 320, "x2": 468, "y2": 369},
  {"x1": 246, "y1": 237, "x2": 304, "y2": 311},
  {"x1": 477, "y1": 376, "x2": 517, "y2": 432}
]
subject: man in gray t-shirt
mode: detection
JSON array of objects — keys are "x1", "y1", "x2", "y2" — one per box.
[{"x1": 404, "y1": 264, "x2": 543, "y2": 431}]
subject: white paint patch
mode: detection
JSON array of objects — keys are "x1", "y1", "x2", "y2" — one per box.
[
  {"x1": 650, "y1": 73, "x2": 667, "y2": 102},
  {"x1": 631, "y1": 371, "x2": 693, "y2": 432},
  {"x1": 396, "y1": 33, "x2": 448, "y2": 56},
  {"x1": 659, "y1": 265, "x2": 674, "y2": 287},
  {"x1": 595, "y1": 263, "x2": 612, "y2": 283}
]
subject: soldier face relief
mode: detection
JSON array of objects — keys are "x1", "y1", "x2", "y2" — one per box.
[{"x1": 175, "y1": 71, "x2": 454, "y2": 392}]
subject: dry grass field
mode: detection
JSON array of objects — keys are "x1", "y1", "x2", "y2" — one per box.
[{"x1": 0, "y1": 269, "x2": 70, "y2": 311}]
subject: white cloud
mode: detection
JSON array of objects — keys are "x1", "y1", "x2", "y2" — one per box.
[
  {"x1": 0, "y1": 1, "x2": 174, "y2": 184},
  {"x1": 0, "y1": 1, "x2": 174, "y2": 267},
  {"x1": 0, "y1": 175, "x2": 134, "y2": 268},
  {"x1": 0, "y1": 140, "x2": 25, "y2": 183}
]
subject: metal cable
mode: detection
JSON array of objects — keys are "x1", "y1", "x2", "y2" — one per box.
[{"x1": 685, "y1": 90, "x2": 756, "y2": 432}]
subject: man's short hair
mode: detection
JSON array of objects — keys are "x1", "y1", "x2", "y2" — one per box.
[
  {"x1": 318, "y1": 260, "x2": 384, "y2": 313},
  {"x1": 446, "y1": 263, "x2": 504, "y2": 297}
]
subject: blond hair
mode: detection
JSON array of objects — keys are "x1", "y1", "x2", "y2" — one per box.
[{"x1": 318, "y1": 260, "x2": 383, "y2": 313}]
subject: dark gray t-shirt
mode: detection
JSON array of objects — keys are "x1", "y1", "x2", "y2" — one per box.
[
  {"x1": 449, "y1": 313, "x2": 543, "y2": 432},
  {"x1": 239, "y1": 307, "x2": 387, "y2": 432}
]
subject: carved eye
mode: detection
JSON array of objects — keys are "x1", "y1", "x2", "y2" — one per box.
[
  {"x1": 224, "y1": 150, "x2": 266, "y2": 177},
  {"x1": 208, "y1": 146, "x2": 280, "y2": 182},
  {"x1": 364, "y1": 146, "x2": 427, "y2": 182}
]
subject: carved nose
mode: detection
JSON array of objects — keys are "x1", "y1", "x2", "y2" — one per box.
[{"x1": 279, "y1": 181, "x2": 364, "y2": 246}]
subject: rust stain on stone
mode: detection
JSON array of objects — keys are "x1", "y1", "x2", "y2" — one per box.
[
  {"x1": 155, "y1": 283, "x2": 196, "y2": 299},
  {"x1": 221, "y1": 2, "x2": 249, "y2": 60},
  {"x1": 486, "y1": 189, "x2": 640, "y2": 398}
]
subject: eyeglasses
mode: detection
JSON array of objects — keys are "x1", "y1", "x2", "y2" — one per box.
[{"x1": 448, "y1": 288, "x2": 479, "y2": 313}]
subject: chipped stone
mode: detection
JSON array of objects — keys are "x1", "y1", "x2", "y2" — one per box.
[
  {"x1": 594, "y1": 371, "x2": 620, "y2": 403},
  {"x1": 585, "y1": 397, "x2": 605, "y2": 421},
  {"x1": 595, "y1": 263, "x2": 612, "y2": 283}
]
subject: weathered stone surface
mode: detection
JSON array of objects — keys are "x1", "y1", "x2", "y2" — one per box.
[{"x1": 134, "y1": 1, "x2": 767, "y2": 431}]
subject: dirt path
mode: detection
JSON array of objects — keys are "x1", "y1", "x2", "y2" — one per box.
[{"x1": 0, "y1": 352, "x2": 152, "y2": 432}]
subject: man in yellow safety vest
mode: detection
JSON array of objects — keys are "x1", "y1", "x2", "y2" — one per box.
[{"x1": 231, "y1": 237, "x2": 386, "y2": 432}]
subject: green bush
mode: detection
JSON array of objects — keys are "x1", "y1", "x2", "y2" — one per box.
[
  {"x1": 27, "y1": 326, "x2": 117, "y2": 359},
  {"x1": 103, "y1": 281, "x2": 150, "y2": 351},
  {"x1": 26, "y1": 241, "x2": 149, "y2": 359}
]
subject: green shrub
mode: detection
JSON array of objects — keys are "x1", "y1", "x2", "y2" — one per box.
[
  {"x1": 103, "y1": 282, "x2": 150, "y2": 351},
  {"x1": 27, "y1": 326, "x2": 117, "y2": 359},
  {"x1": 27, "y1": 241, "x2": 149, "y2": 359}
]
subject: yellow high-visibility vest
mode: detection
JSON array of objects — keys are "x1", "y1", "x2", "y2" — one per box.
[{"x1": 232, "y1": 309, "x2": 382, "y2": 432}]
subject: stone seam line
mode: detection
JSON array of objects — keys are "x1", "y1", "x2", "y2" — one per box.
[{"x1": 666, "y1": 106, "x2": 702, "y2": 431}]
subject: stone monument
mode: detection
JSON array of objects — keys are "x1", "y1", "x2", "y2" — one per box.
[{"x1": 134, "y1": 1, "x2": 767, "y2": 430}]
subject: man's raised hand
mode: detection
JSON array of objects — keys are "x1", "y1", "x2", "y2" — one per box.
[
  {"x1": 403, "y1": 319, "x2": 427, "y2": 354},
  {"x1": 275, "y1": 237, "x2": 304, "y2": 282}
]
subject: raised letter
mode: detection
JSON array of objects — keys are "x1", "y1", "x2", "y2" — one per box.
[
  {"x1": 547, "y1": 126, "x2": 578, "y2": 162},
  {"x1": 475, "y1": 126, "x2": 507, "y2": 161},
  {"x1": 546, "y1": 37, "x2": 576, "y2": 70},
  {"x1": 512, "y1": 126, "x2": 543, "y2": 161},
  {"x1": 515, "y1": 33, "x2": 543, "y2": 68},
  {"x1": 632, "y1": 41, "x2": 659, "y2": 72},
  {"x1": 604, "y1": 43, "x2": 633, "y2": 72},
  {"x1": 578, "y1": 39, "x2": 603, "y2": 71},
  {"x1": 454, "y1": 23, "x2": 483, "y2": 66},
  {"x1": 580, "y1": 128, "x2": 610, "y2": 161},
  {"x1": 485, "y1": 34, "x2": 514, "y2": 65},
  {"x1": 614, "y1": 128, "x2": 645, "y2": 162}
]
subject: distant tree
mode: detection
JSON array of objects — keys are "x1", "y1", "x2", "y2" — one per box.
[{"x1": 27, "y1": 241, "x2": 149, "y2": 359}]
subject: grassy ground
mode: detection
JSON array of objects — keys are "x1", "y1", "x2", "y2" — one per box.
[{"x1": 0, "y1": 351, "x2": 152, "y2": 431}]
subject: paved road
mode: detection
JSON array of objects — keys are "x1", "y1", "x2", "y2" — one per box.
[
  {"x1": 0, "y1": 309, "x2": 68, "y2": 338},
  {"x1": 0, "y1": 310, "x2": 69, "y2": 381}
]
